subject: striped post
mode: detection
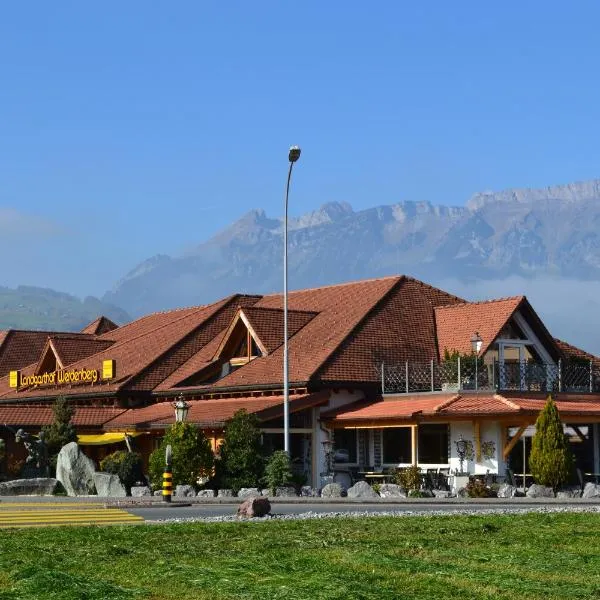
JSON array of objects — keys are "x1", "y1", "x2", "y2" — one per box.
[{"x1": 163, "y1": 444, "x2": 173, "y2": 503}]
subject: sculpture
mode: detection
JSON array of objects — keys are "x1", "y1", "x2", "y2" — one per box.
[{"x1": 3, "y1": 425, "x2": 50, "y2": 478}]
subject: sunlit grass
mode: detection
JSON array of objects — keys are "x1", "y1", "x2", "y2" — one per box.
[{"x1": 0, "y1": 512, "x2": 599, "y2": 599}]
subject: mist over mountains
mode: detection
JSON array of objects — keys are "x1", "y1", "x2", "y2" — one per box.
[{"x1": 103, "y1": 179, "x2": 600, "y2": 323}]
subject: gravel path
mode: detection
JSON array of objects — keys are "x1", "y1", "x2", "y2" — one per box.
[{"x1": 149, "y1": 504, "x2": 600, "y2": 524}]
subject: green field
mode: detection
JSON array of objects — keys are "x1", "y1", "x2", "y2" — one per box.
[{"x1": 0, "y1": 512, "x2": 599, "y2": 599}]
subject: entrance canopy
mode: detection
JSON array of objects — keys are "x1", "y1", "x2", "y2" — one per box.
[{"x1": 77, "y1": 432, "x2": 142, "y2": 446}]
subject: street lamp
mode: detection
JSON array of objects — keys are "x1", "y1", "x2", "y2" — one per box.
[
  {"x1": 470, "y1": 332, "x2": 483, "y2": 392},
  {"x1": 283, "y1": 145, "x2": 301, "y2": 455},
  {"x1": 173, "y1": 393, "x2": 190, "y2": 423}
]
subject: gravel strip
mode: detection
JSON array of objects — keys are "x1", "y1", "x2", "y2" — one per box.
[{"x1": 147, "y1": 504, "x2": 600, "y2": 525}]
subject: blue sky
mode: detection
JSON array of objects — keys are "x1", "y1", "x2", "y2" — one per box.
[{"x1": 2, "y1": 1, "x2": 600, "y2": 297}]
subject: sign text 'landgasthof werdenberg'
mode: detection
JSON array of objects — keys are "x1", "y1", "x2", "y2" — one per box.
[{"x1": 9, "y1": 360, "x2": 116, "y2": 390}]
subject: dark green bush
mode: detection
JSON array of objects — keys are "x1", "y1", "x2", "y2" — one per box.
[
  {"x1": 263, "y1": 451, "x2": 293, "y2": 494},
  {"x1": 466, "y1": 478, "x2": 496, "y2": 498},
  {"x1": 213, "y1": 410, "x2": 264, "y2": 493},
  {"x1": 100, "y1": 450, "x2": 145, "y2": 494},
  {"x1": 394, "y1": 465, "x2": 421, "y2": 491},
  {"x1": 148, "y1": 422, "x2": 214, "y2": 490}
]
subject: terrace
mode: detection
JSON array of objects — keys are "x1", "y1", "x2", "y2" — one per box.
[{"x1": 381, "y1": 358, "x2": 600, "y2": 395}]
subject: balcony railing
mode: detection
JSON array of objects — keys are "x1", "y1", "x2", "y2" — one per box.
[{"x1": 381, "y1": 359, "x2": 600, "y2": 395}]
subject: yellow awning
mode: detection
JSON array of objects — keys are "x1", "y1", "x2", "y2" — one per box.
[{"x1": 77, "y1": 432, "x2": 142, "y2": 446}]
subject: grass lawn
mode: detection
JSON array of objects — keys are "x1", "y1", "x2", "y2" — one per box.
[{"x1": 1, "y1": 512, "x2": 599, "y2": 599}]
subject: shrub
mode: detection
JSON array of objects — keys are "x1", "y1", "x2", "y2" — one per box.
[
  {"x1": 466, "y1": 478, "x2": 496, "y2": 498},
  {"x1": 529, "y1": 395, "x2": 573, "y2": 490},
  {"x1": 148, "y1": 422, "x2": 214, "y2": 490},
  {"x1": 41, "y1": 396, "x2": 78, "y2": 471},
  {"x1": 214, "y1": 410, "x2": 264, "y2": 493},
  {"x1": 264, "y1": 451, "x2": 293, "y2": 494},
  {"x1": 408, "y1": 489, "x2": 428, "y2": 498},
  {"x1": 394, "y1": 465, "x2": 421, "y2": 491},
  {"x1": 100, "y1": 450, "x2": 145, "y2": 493}
]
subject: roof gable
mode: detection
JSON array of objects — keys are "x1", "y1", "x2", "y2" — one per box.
[
  {"x1": 80, "y1": 316, "x2": 119, "y2": 335},
  {"x1": 435, "y1": 297, "x2": 524, "y2": 357}
]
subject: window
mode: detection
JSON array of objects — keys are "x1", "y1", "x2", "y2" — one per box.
[
  {"x1": 333, "y1": 429, "x2": 357, "y2": 463},
  {"x1": 382, "y1": 428, "x2": 412, "y2": 464},
  {"x1": 418, "y1": 424, "x2": 449, "y2": 464}
]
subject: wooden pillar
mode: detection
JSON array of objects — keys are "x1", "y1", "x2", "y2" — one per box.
[
  {"x1": 474, "y1": 420, "x2": 481, "y2": 462},
  {"x1": 411, "y1": 425, "x2": 417, "y2": 466}
]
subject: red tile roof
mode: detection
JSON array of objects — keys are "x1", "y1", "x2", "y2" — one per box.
[
  {"x1": 104, "y1": 392, "x2": 324, "y2": 429},
  {"x1": 0, "y1": 405, "x2": 127, "y2": 427},
  {"x1": 49, "y1": 335, "x2": 115, "y2": 367},
  {"x1": 324, "y1": 392, "x2": 600, "y2": 424},
  {"x1": 0, "y1": 331, "x2": 62, "y2": 378},
  {"x1": 435, "y1": 297, "x2": 523, "y2": 357},
  {"x1": 555, "y1": 338, "x2": 600, "y2": 367},
  {"x1": 80, "y1": 316, "x2": 119, "y2": 335}
]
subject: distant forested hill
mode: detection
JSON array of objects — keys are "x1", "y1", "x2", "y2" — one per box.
[{"x1": 0, "y1": 286, "x2": 130, "y2": 331}]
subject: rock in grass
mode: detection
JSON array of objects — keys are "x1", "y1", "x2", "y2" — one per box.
[
  {"x1": 237, "y1": 496, "x2": 271, "y2": 518},
  {"x1": 582, "y1": 482, "x2": 600, "y2": 498},
  {"x1": 378, "y1": 484, "x2": 406, "y2": 498},
  {"x1": 321, "y1": 483, "x2": 346, "y2": 498}
]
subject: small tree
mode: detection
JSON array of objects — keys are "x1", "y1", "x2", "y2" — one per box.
[
  {"x1": 41, "y1": 396, "x2": 78, "y2": 470},
  {"x1": 529, "y1": 395, "x2": 573, "y2": 490},
  {"x1": 264, "y1": 450, "x2": 293, "y2": 494},
  {"x1": 215, "y1": 409, "x2": 264, "y2": 492},
  {"x1": 148, "y1": 422, "x2": 214, "y2": 490}
]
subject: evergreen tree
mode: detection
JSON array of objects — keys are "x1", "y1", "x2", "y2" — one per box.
[
  {"x1": 148, "y1": 422, "x2": 214, "y2": 489},
  {"x1": 529, "y1": 395, "x2": 573, "y2": 490},
  {"x1": 215, "y1": 409, "x2": 264, "y2": 492},
  {"x1": 41, "y1": 396, "x2": 78, "y2": 469}
]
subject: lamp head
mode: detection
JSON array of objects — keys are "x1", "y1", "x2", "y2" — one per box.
[
  {"x1": 470, "y1": 331, "x2": 483, "y2": 354},
  {"x1": 288, "y1": 146, "x2": 301, "y2": 163},
  {"x1": 173, "y1": 393, "x2": 190, "y2": 423}
]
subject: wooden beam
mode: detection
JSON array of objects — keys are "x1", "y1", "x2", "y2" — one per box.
[
  {"x1": 474, "y1": 420, "x2": 481, "y2": 462},
  {"x1": 503, "y1": 424, "x2": 527, "y2": 459},
  {"x1": 411, "y1": 425, "x2": 417, "y2": 465},
  {"x1": 572, "y1": 425, "x2": 587, "y2": 442}
]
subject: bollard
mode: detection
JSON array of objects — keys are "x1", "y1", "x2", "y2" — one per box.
[{"x1": 162, "y1": 444, "x2": 173, "y2": 503}]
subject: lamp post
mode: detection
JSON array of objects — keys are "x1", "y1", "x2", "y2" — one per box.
[
  {"x1": 283, "y1": 145, "x2": 301, "y2": 455},
  {"x1": 173, "y1": 393, "x2": 190, "y2": 423},
  {"x1": 471, "y1": 332, "x2": 483, "y2": 392},
  {"x1": 455, "y1": 435, "x2": 467, "y2": 475}
]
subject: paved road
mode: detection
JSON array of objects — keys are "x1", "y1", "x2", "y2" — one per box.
[{"x1": 127, "y1": 501, "x2": 588, "y2": 521}]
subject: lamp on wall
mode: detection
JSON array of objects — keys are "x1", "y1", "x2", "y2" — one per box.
[
  {"x1": 173, "y1": 393, "x2": 190, "y2": 423},
  {"x1": 455, "y1": 435, "x2": 467, "y2": 475},
  {"x1": 470, "y1": 332, "x2": 483, "y2": 391}
]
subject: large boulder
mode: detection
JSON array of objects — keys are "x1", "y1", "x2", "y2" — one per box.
[
  {"x1": 556, "y1": 487, "x2": 581, "y2": 499},
  {"x1": 300, "y1": 486, "x2": 319, "y2": 497},
  {"x1": 0, "y1": 478, "x2": 60, "y2": 496},
  {"x1": 130, "y1": 486, "x2": 152, "y2": 497},
  {"x1": 275, "y1": 486, "x2": 297, "y2": 497},
  {"x1": 238, "y1": 487, "x2": 260, "y2": 499},
  {"x1": 347, "y1": 480, "x2": 379, "y2": 499},
  {"x1": 237, "y1": 496, "x2": 271, "y2": 518},
  {"x1": 321, "y1": 483, "x2": 346, "y2": 498},
  {"x1": 497, "y1": 483, "x2": 517, "y2": 498},
  {"x1": 197, "y1": 489, "x2": 215, "y2": 498},
  {"x1": 175, "y1": 484, "x2": 196, "y2": 497},
  {"x1": 56, "y1": 442, "x2": 96, "y2": 496},
  {"x1": 378, "y1": 483, "x2": 406, "y2": 498},
  {"x1": 93, "y1": 473, "x2": 127, "y2": 497},
  {"x1": 526, "y1": 484, "x2": 555, "y2": 498},
  {"x1": 582, "y1": 482, "x2": 600, "y2": 498},
  {"x1": 217, "y1": 489, "x2": 234, "y2": 498}
]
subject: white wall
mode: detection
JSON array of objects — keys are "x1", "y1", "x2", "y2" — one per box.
[{"x1": 449, "y1": 421, "x2": 503, "y2": 475}]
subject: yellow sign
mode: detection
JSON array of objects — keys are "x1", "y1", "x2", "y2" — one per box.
[
  {"x1": 9, "y1": 370, "x2": 20, "y2": 388},
  {"x1": 102, "y1": 359, "x2": 116, "y2": 380},
  {"x1": 8, "y1": 360, "x2": 116, "y2": 390}
]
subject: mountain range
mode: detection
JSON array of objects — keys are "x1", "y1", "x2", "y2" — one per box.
[{"x1": 103, "y1": 178, "x2": 600, "y2": 317}]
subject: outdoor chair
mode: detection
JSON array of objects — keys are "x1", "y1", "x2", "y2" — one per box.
[{"x1": 437, "y1": 468, "x2": 450, "y2": 490}]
